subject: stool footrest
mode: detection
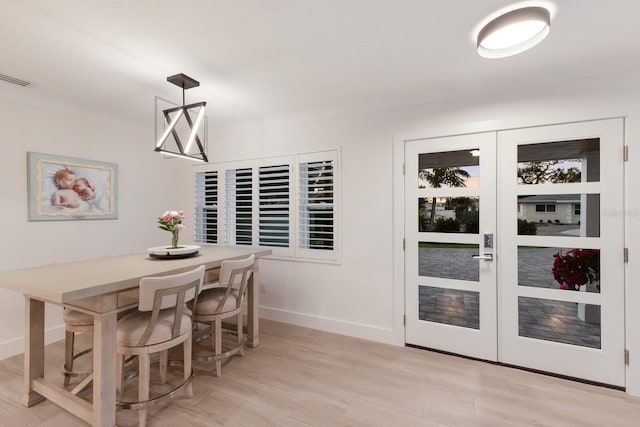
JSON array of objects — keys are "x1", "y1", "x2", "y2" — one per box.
[
  {"x1": 61, "y1": 348, "x2": 92, "y2": 379},
  {"x1": 192, "y1": 338, "x2": 244, "y2": 362},
  {"x1": 117, "y1": 365, "x2": 194, "y2": 411}
]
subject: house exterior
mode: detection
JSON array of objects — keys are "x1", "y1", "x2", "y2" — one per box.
[{"x1": 518, "y1": 194, "x2": 581, "y2": 224}]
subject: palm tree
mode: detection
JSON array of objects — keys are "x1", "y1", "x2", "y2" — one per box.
[{"x1": 419, "y1": 167, "x2": 470, "y2": 230}]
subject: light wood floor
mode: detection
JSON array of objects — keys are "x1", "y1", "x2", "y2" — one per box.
[{"x1": 1, "y1": 319, "x2": 640, "y2": 426}]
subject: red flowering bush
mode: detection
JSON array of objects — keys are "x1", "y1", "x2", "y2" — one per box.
[{"x1": 552, "y1": 249, "x2": 600, "y2": 291}]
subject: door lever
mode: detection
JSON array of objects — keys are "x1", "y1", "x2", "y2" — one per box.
[{"x1": 472, "y1": 253, "x2": 493, "y2": 261}]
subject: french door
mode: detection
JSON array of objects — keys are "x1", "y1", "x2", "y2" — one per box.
[
  {"x1": 405, "y1": 119, "x2": 626, "y2": 386},
  {"x1": 405, "y1": 132, "x2": 497, "y2": 361}
]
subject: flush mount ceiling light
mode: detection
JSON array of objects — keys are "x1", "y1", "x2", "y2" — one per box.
[
  {"x1": 477, "y1": 6, "x2": 551, "y2": 58},
  {"x1": 155, "y1": 73, "x2": 208, "y2": 162}
]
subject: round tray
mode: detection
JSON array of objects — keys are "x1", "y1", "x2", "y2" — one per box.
[
  {"x1": 147, "y1": 245, "x2": 201, "y2": 259},
  {"x1": 149, "y1": 251, "x2": 200, "y2": 260}
]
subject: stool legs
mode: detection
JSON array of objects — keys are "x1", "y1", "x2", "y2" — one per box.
[
  {"x1": 159, "y1": 351, "x2": 168, "y2": 385},
  {"x1": 62, "y1": 329, "x2": 92, "y2": 386},
  {"x1": 237, "y1": 313, "x2": 244, "y2": 357},
  {"x1": 63, "y1": 330, "x2": 75, "y2": 386},
  {"x1": 184, "y1": 335, "x2": 193, "y2": 398},
  {"x1": 214, "y1": 319, "x2": 222, "y2": 377},
  {"x1": 117, "y1": 340, "x2": 192, "y2": 427},
  {"x1": 138, "y1": 353, "x2": 150, "y2": 427},
  {"x1": 115, "y1": 354, "x2": 124, "y2": 397}
]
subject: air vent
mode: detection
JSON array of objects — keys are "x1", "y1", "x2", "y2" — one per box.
[{"x1": 0, "y1": 73, "x2": 31, "y2": 87}]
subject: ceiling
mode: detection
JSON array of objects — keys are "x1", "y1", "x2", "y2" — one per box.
[{"x1": 3, "y1": 0, "x2": 640, "y2": 133}]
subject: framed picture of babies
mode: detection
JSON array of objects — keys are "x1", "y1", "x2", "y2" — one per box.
[{"x1": 27, "y1": 152, "x2": 118, "y2": 221}]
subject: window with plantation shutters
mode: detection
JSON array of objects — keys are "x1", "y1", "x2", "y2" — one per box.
[
  {"x1": 194, "y1": 171, "x2": 218, "y2": 243},
  {"x1": 193, "y1": 149, "x2": 339, "y2": 262},
  {"x1": 259, "y1": 164, "x2": 290, "y2": 248},
  {"x1": 297, "y1": 151, "x2": 338, "y2": 260},
  {"x1": 224, "y1": 167, "x2": 253, "y2": 245}
]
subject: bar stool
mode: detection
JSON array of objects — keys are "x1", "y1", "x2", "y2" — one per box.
[
  {"x1": 61, "y1": 307, "x2": 137, "y2": 389},
  {"x1": 191, "y1": 254, "x2": 254, "y2": 376},
  {"x1": 116, "y1": 265, "x2": 204, "y2": 427},
  {"x1": 61, "y1": 309, "x2": 93, "y2": 387}
]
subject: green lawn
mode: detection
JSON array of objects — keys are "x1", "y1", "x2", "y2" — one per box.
[{"x1": 418, "y1": 242, "x2": 479, "y2": 249}]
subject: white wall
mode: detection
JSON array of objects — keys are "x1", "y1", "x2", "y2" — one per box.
[
  {"x1": 0, "y1": 92, "x2": 193, "y2": 358},
  {"x1": 205, "y1": 112, "x2": 400, "y2": 343},
  {"x1": 206, "y1": 69, "x2": 640, "y2": 395}
]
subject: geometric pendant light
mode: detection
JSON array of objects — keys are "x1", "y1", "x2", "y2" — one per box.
[
  {"x1": 154, "y1": 73, "x2": 208, "y2": 162},
  {"x1": 477, "y1": 6, "x2": 551, "y2": 59}
]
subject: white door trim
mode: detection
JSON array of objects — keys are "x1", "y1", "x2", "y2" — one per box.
[{"x1": 396, "y1": 117, "x2": 626, "y2": 388}]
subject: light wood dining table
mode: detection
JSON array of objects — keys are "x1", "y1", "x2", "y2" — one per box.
[{"x1": 0, "y1": 244, "x2": 271, "y2": 427}]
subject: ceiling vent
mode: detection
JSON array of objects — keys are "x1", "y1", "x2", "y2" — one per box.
[{"x1": 0, "y1": 73, "x2": 31, "y2": 87}]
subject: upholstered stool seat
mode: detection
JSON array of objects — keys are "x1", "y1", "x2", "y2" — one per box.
[
  {"x1": 63, "y1": 309, "x2": 94, "y2": 327},
  {"x1": 62, "y1": 309, "x2": 94, "y2": 386},
  {"x1": 117, "y1": 309, "x2": 192, "y2": 347},
  {"x1": 193, "y1": 288, "x2": 240, "y2": 314}
]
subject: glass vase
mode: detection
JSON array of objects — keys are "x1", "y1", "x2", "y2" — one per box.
[{"x1": 171, "y1": 230, "x2": 179, "y2": 249}]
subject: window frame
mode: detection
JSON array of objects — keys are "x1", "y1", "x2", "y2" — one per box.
[
  {"x1": 193, "y1": 169, "x2": 220, "y2": 244},
  {"x1": 254, "y1": 156, "x2": 294, "y2": 258},
  {"x1": 223, "y1": 161, "x2": 255, "y2": 247},
  {"x1": 295, "y1": 150, "x2": 340, "y2": 261},
  {"x1": 574, "y1": 203, "x2": 581, "y2": 215},
  {"x1": 192, "y1": 149, "x2": 340, "y2": 263},
  {"x1": 535, "y1": 203, "x2": 556, "y2": 213}
]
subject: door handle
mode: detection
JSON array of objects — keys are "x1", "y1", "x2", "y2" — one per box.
[{"x1": 472, "y1": 253, "x2": 493, "y2": 261}]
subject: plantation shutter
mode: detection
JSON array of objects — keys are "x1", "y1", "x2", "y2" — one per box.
[
  {"x1": 194, "y1": 170, "x2": 218, "y2": 243},
  {"x1": 224, "y1": 167, "x2": 253, "y2": 245},
  {"x1": 298, "y1": 154, "x2": 336, "y2": 257},
  {"x1": 259, "y1": 164, "x2": 290, "y2": 248},
  {"x1": 194, "y1": 149, "x2": 339, "y2": 262}
]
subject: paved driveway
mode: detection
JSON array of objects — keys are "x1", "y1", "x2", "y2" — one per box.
[{"x1": 417, "y1": 245, "x2": 601, "y2": 349}]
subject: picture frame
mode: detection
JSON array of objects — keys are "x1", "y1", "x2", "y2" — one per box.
[{"x1": 27, "y1": 152, "x2": 118, "y2": 221}]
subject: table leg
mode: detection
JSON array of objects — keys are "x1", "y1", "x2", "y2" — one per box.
[
  {"x1": 92, "y1": 311, "x2": 117, "y2": 427},
  {"x1": 247, "y1": 259, "x2": 260, "y2": 348},
  {"x1": 23, "y1": 297, "x2": 45, "y2": 407}
]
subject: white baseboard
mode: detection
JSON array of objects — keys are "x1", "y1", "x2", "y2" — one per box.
[
  {"x1": 0, "y1": 324, "x2": 66, "y2": 361},
  {"x1": 259, "y1": 306, "x2": 405, "y2": 346}
]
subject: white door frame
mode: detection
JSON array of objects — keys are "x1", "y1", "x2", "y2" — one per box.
[{"x1": 395, "y1": 118, "x2": 627, "y2": 387}]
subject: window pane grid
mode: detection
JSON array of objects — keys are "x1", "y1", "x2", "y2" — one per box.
[
  {"x1": 259, "y1": 164, "x2": 290, "y2": 247},
  {"x1": 225, "y1": 168, "x2": 253, "y2": 245},
  {"x1": 194, "y1": 171, "x2": 218, "y2": 243},
  {"x1": 299, "y1": 160, "x2": 335, "y2": 250}
]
